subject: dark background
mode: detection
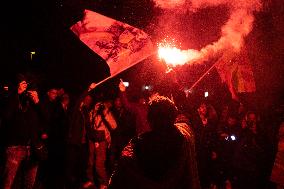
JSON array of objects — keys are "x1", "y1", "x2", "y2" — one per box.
[{"x1": 0, "y1": 0, "x2": 283, "y2": 109}]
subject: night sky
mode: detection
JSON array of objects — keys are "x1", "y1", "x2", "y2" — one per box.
[{"x1": 0, "y1": 0, "x2": 283, "y2": 108}]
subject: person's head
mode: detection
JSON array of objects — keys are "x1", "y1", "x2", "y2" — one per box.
[
  {"x1": 18, "y1": 80, "x2": 28, "y2": 94},
  {"x1": 246, "y1": 111, "x2": 257, "y2": 124},
  {"x1": 238, "y1": 103, "x2": 245, "y2": 114},
  {"x1": 47, "y1": 88, "x2": 58, "y2": 102},
  {"x1": 198, "y1": 102, "x2": 207, "y2": 116},
  {"x1": 61, "y1": 93, "x2": 70, "y2": 106},
  {"x1": 147, "y1": 94, "x2": 178, "y2": 130},
  {"x1": 227, "y1": 114, "x2": 238, "y2": 127},
  {"x1": 83, "y1": 95, "x2": 93, "y2": 109},
  {"x1": 114, "y1": 97, "x2": 123, "y2": 109},
  {"x1": 245, "y1": 111, "x2": 259, "y2": 133}
]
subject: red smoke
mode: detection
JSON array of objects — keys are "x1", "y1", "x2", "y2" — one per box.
[{"x1": 155, "y1": 0, "x2": 262, "y2": 66}]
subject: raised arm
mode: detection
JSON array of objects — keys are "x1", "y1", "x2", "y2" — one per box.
[{"x1": 118, "y1": 79, "x2": 136, "y2": 112}]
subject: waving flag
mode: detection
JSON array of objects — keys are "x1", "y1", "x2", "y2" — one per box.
[
  {"x1": 215, "y1": 47, "x2": 256, "y2": 100},
  {"x1": 215, "y1": 51, "x2": 239, "y2": 100},
  {"x1": 234, "y1": 49, "x2": 256, "y2": 93},
  {"x1": 71, "y1": 9, "x2": 154, "y2": 76}
]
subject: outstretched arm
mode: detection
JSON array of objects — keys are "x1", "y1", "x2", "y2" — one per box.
[{"x1": 118, "y1": 79, "x2": 136, "y2": 112}]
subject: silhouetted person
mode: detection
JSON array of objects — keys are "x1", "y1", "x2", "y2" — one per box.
[
  {"x1": 109, "y1": 94, "x2": 200, "y2": 189},
  {"x1": 118, "y1": 80, "x2": 151, "y2": 135},
  {"x1": 270, "y1": 121, "x2": 284, "y2": 188},
  {"x1": 65, "y1": 83, "x2": 96, "y2": 189},
  {"x1": 232, "y1": 111, "x2": 266, "y2": 189},
  {"x1": 109, "y1": 97, "x2": 136, "y2": 171},
  {"x1": 192, "y1": 102, "x2": 218, "y2": 188},
  {"x1": 40, "y1": 87, "x2": 66, "y2": 189},
  {"x1": 1, "y1": 74, "x2": 42, "y2": 189}
]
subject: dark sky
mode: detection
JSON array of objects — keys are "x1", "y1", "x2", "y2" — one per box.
[
  {"x1": 0, "y1": 0, "x2": 157, "y2": 92},
  {"x1": 0, "y1": 0, "x2": 283, "y2": 105}
]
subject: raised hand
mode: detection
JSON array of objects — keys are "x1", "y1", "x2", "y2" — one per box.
[
  {"x1": 88, "y1": 82, "x2": 97, "y2": 92},
  {"x1": 27, "y1": 90, "x2": 39, "y2": 104},
  {"x1": 119, "y1": 79, "x2": 126, "y2": 92}
]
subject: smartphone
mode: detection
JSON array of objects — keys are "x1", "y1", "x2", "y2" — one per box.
[{"x1": 123, "y1": 82, "x2": 129, "y2": 87}]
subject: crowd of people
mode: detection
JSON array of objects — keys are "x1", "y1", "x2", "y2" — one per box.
[{"x1": 0, "y1": 73, "x2": 283, "y2": 189}]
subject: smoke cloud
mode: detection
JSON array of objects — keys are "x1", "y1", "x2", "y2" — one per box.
[{"x1": 154, "y1": 0, "x2": 262, "y2": 63}]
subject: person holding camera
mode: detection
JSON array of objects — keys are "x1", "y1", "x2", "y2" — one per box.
[
  {"x1": 83, "y1": 97, "x2": 117, "y2": 189},
  {"x1": 1, "y1": 74, "x2": 42, "y2": 189}
]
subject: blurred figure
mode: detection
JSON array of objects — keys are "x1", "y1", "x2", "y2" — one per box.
[
  {"x1": 270, "y1": 121, "x2": 284, "y2": 189},
  {"x1": 1, "y1": 74, "x2": 42, "y2": 189},
  {"x1": 48, "y1": 90, "x2": 70, "y2": 189},
  {"x1": 242, "y1": 111, "x2": 258, "y2": 133},
  {"x1": 192, "y1": 102, "x2": 218, "y2": 189},
  {"x1": 65, "y1": 83, "x2": 95, "y2": 189},
  {"x1": 40, "y1": 87, "x2": 65, "y2": 189},
  {"x1": 58, "y1": 92, "x2": 71, "y2": 145},
  {"x1": 118, "y1": 79, "x2": 151, "y2": 135},
  {"x1": 109, "y1": 97, "x2": 136, "y2": 171},
  {"x1": 41, "y1": 87, "x2": 60, "y2": 141},
  {"x1": 47, "y1": 88, "x2": 58, "y2": 102},
  {"x1": 232, "y1": 111, "x2": 266, "y2": 189},
  {"x1": 60, "y1": 93, "x2": 70, "y2": 113},
  {"x1": 108, "y1": 94, "x2": 200, "y2": 189},
  {"x1": 219, "y1": 104, "x2": 229, "y2": 125},
  {"x1": 216, "y1": 113, "x2": 242, "y2": 188}
]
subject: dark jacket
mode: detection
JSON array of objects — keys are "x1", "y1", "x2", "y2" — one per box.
[
  {"x1": 120, "y1": 92, "x2": 150, "y2": 135},
  {"x1": 108, "y1": 123, "x2": 200, "y2": 189},
  {"x1": 67, "y1": 91, "x2": 91, "y2": 145},
  {"x1": 2, "y1": 93, "x2": 41, "y2": 146}
]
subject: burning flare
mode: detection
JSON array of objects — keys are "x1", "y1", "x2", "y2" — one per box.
[
  {"x1": 158, "y1": 42, "x2": 200, "y2": 66},
  {"x1": 155, "y1": 0, "x2": 262, "y2": 67}
]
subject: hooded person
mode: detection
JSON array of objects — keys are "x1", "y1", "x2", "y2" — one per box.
[{"x1": 1, "y1": 73, "x2": 42, "y2": 189}]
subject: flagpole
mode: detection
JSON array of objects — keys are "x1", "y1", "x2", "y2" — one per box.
[
  {"x1": 92, "y1": 51, "x2": 221, "y2": 93},
  {"x1": 93, "y1": 64, "x2": 132, "y2": 87},
  {"x1": 92, "y1": 52, "x2": 157, "y2": 88},
  {"x1": 93, "y1": 63, "x2": 143, "y2": 87},
  {"x1": 188, "y1": 58, "x2": 221, "y2": 91},
  {"x1": 87, "y1": 63, "x2": 142, "y2": 94}
]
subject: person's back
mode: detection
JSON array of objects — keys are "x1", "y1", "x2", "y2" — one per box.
[{"x1": 108, "y1": 95, "x2": 200, "y2": 189}]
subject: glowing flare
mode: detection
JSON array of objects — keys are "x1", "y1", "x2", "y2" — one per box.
[
  {"x1": 158, "y1": 47, "x2": 187, "y2": 65},
  {"x1": 158, "y1": 45, "x2": 200, "y2": 66},
  {"x1": 154, "y1": 0, "x2": 262, "y2": 64}
]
